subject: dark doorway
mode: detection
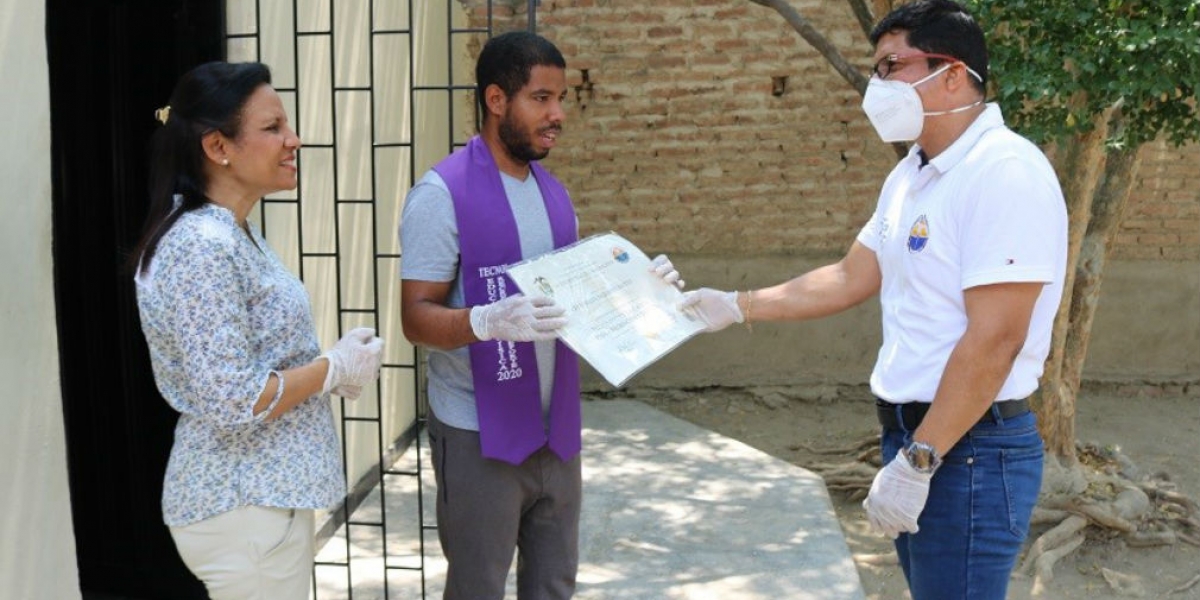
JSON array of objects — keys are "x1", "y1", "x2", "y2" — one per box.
[{"x1": 47, "y1": 1, "x2": 223, "y2": 598}]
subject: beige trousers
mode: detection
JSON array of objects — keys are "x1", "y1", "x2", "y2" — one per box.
[{"x1": 170, "y1": 506, "x2": 314, "y2": 600}]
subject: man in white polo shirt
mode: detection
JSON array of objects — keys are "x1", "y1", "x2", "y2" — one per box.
[{"x1": 674, "y1": 1, "x2": 1068, "y2": 598}]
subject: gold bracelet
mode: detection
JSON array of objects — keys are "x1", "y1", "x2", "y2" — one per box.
[{"x1": 744, "y1": 290, "x2": 753, "y2": 333}]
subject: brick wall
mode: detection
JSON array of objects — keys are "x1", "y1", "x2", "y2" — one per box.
[
  {"x1": 465, "y1": 0, "x2": 1199, "y2": 261},
  {"x1": 1122, "y1": 140, "x2": 1200, "y2": 260}
]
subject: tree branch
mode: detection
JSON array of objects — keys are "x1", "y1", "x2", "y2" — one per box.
[
  {"x1": 746, "y1": 0, "x2": 869, "y2": 95},
  {"x1": 746, "y1": 0, "x2": 908, "y2": 158},
  {"x1": 845, "y1": 0, "x2": 876, "y2": 40}
]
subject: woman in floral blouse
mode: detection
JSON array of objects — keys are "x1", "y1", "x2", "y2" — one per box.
[{"x1": 130, "y1": 61, "x2": 384, "y2": 600}]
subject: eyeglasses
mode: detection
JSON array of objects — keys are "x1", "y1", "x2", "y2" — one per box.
[{"x1": 869, "y1": 52, "x2": 960, "y2": 80}]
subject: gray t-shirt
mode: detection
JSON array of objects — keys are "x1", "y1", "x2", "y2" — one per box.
[{"x1": 399, "y1": 169, "x2": 573, "y2": 431}]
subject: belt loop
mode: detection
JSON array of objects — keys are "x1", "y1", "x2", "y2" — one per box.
[
  {"x1": 895, "y1": 404, "x2": 910, "y2": 433},
  {"x1": 991, "y1": 403, "x2": 1004, "y2": 426}
]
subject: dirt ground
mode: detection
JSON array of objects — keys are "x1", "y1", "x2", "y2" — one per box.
[{"x1": 588, "y1": 384, "x2": 1200, "y2": 599}]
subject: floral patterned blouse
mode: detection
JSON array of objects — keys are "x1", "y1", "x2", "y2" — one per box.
[{"x1": 135, "y1": 203, "x2": 344, "y2": 527}]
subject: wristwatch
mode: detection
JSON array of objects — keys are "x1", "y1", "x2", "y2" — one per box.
[{"x1": 902, "y1": 440, "x2": 942, "y2": 475}]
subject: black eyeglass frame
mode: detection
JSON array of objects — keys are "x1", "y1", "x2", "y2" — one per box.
[{"x1": 870, "y1": 52, "x2": 961, "y2": 80}]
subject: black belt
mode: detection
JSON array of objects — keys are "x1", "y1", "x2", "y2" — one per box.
[{"x1": 875, "y1": 398, "x2": 1030, "y2": 431}]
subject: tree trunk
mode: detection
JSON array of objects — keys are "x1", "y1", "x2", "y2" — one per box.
[
  {"x1": 1061, "y1": 131, "x2": 1142, "y2": 407},
  {"x1": 1033, "y1": 120, "x2": 1111, "y2": 463}
]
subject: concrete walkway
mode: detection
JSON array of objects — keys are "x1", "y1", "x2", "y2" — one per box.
[{"x1": 314, "y1": 400, "x2": 865, "y2": 599}]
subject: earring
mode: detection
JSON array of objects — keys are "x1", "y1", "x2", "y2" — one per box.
[{"x1": 221, "y1": 158, "x2": 229, "y2": 166}]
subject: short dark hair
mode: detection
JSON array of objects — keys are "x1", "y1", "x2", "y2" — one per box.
[
  {"x1": 475, "y1": 31, "x2": 566, "y2": 119},
  {"x1": 869, "y1": 0, "x2": 988, "y2": 94},
  {"x1": 130, "y1": 61, "x2": 272, "y2": 274}
]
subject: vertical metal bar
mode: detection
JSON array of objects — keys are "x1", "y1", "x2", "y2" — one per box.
[
  {"x1": 322, "y1": 0, "x2": 353, "y2": 596},
  {"x1": 528, "y1": 0, "x2": 537, "y2": 33},
  {"x1": 254, "y1": 0, "x2": 268, "y2": 236},
  {"x1": 364, "y1": 1, "x2": 392, "y2": 598},
  {"x1": 483, "y1": 0, "x2": 493, "y2": 133},
  {"x1": 445, "y1": 0, "x2": 454, "y2": 149},
  {"x1": 407, "y1": 2, "x2": 430, "y2": 598},
  {"x1": 288, "y1": 0, "x2": 306, "y2": 283}
]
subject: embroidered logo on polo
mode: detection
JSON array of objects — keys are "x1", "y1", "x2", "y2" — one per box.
[
  {"x1": 907, "y1": 215, "x2": 929, "y2": 253},
  {"x1": 878, "y1": 216, "x2": 892, "y2": 244}
]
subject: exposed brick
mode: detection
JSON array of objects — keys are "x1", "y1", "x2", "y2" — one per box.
[
  {"x1": 648, "y1": 25, "x2": 685, "y2": 38},
  {"x1": 1138, "y1": 233, "x2": 1181, "y2": 245}
]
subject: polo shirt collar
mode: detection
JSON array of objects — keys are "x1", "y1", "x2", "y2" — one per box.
[{"x1": 914, "y1": 102, "x2": 1006, "y2": 174}]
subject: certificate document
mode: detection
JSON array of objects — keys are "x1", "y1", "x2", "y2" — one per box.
[{"x1": 507, "y1": 232, "x2": 706, "y2": 387}]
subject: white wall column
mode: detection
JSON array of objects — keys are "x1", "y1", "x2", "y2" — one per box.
[{"x1": 0, "y1": 1, "x2": 81, "y2": 598}]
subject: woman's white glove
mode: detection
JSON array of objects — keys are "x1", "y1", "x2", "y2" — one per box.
[
  {"x1": 321, "y1": 327, "x2": 385, "y2": 396},
  {"x1": 330, "y1": 384, "x2": 363, "y2": 400},
  {"x1": 469, "y1": 294, "x2": 566, "y2": 342},
  {"x1": 679, "y1": 288, "x2": 743, "y2": 332},
  {"x1": 650, "y1": 254, "x2": 685, "y2": 289},
  {"x1": 862, "y1": 451, "x2": 933, "y2": 539}
]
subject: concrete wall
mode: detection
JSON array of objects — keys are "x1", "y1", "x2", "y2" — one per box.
[{"x1": 0, "y1": 1, "x2": 82, "y2": 598}]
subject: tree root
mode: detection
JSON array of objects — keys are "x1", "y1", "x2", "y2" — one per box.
[
  {"x1": 1019, "y1": 515, "x2": 1089, "y2": 575},
  {"x1": 1031, "y1": 533, "x2": 1085, "y2": 586},
  {"x1": 1125, "y1": 529, "x2": 1176, "y2": 547},
  {"x1": 1066, "y1": 499, "x2": 1137, "y2": 532},
  {"x1": 1031, "y1": 506, "x2": 1071, "y2": 525},
  {"x1": 812, "y1": 460, "x2": 876, "y2": 502},
  {"x1": 1100, "y1": 567, "x2": 1146, "y2": 597},
  {"x1": 1168, "y1": 572, "x2": 1200, "y2": 595},
  {"x1": 790, "y1": 435, "x2": 878, "y2": 457},
  {"x1": 1020, "y1": 443, "x2": 1199, "y2": 586}
]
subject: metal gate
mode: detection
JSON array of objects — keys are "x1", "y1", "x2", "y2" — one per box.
[{"x1": 223, "y1": 0, "x2": 537, "y2": 597}]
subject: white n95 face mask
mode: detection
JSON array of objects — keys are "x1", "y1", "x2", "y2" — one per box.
[
  {"x1": 861, "y1": 63, "x2": 986, "y2": 143},
  {"x1": 860, "y1": 64, "x2": 952, "y2": 143}
]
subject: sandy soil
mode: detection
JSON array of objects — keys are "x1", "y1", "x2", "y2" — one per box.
[{"x1": 588, "y1": 385, "x2": 1200, "y2": 599}]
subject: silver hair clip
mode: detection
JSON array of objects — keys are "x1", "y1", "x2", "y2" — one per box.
[{"x1": 155, "y1": 105, "x2": 171, "y2": 125}]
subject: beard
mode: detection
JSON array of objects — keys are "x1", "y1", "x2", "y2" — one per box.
[{"x1": 498, "y1": 112, "x2": 557, "y2": 163}]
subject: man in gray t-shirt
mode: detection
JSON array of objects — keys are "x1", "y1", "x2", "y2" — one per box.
[
  {"x1": 398, "y1": 32, "x2": 582, "y2": 599},
  {"x1": 400, "y1": 169, "x2": 566, "y2": 433}
]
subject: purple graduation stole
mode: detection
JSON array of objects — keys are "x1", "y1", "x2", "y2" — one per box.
[{"x1": 433, "y1": 136, "x2": 582, "y2": 465}]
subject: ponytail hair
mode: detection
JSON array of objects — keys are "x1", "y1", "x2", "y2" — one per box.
[{"x1": 129, "y1": 61, "x2": 272, "y2": 275}]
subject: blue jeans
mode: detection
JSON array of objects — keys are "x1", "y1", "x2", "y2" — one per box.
[{"x1": 881, "y1": 408, "x2": 1043, "y2": 600}]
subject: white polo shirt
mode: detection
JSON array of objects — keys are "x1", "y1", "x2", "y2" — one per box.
[{"x1": 856, "y1": 103, "x2": 1068, "y2": 404}]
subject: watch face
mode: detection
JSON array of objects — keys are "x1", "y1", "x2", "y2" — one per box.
[
  {"x1": 905, "y1": 442, "x2": 940, "y2": 472},
  {"x1": 909, "y1": 448, "x2": 933, "y2": 469}
]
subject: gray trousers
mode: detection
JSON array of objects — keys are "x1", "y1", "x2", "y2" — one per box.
[{"x1": 428, "y1": 412, "x2": 582, "y2": 600}]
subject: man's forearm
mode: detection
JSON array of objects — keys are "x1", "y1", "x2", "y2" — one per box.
[
  {"x1": 914, "y1": 331, "x2": 1023, "y2": 456},
  {"x1": 402, "y1": 300, "x2": 477, "y2": 351}
]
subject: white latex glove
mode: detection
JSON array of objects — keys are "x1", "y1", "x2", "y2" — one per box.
[
  {"x1": 862, "y1": 450, "x2": 933, "y2": 539},
  {"x1": 679, "y1": 288, "x2": 743, "y2": 332},
  {"x1": 330, "y1": 384, "x2": 362, "y2": 400},
  {"x1": 649, "y1": 254, "x2": 685, "y2": 289},
  {"x1": 321, "y1": 327, "x2": 385, "y2": 395},
  {"x1": 469, "y1": 294, "x2": 566, "y2": 342}
]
